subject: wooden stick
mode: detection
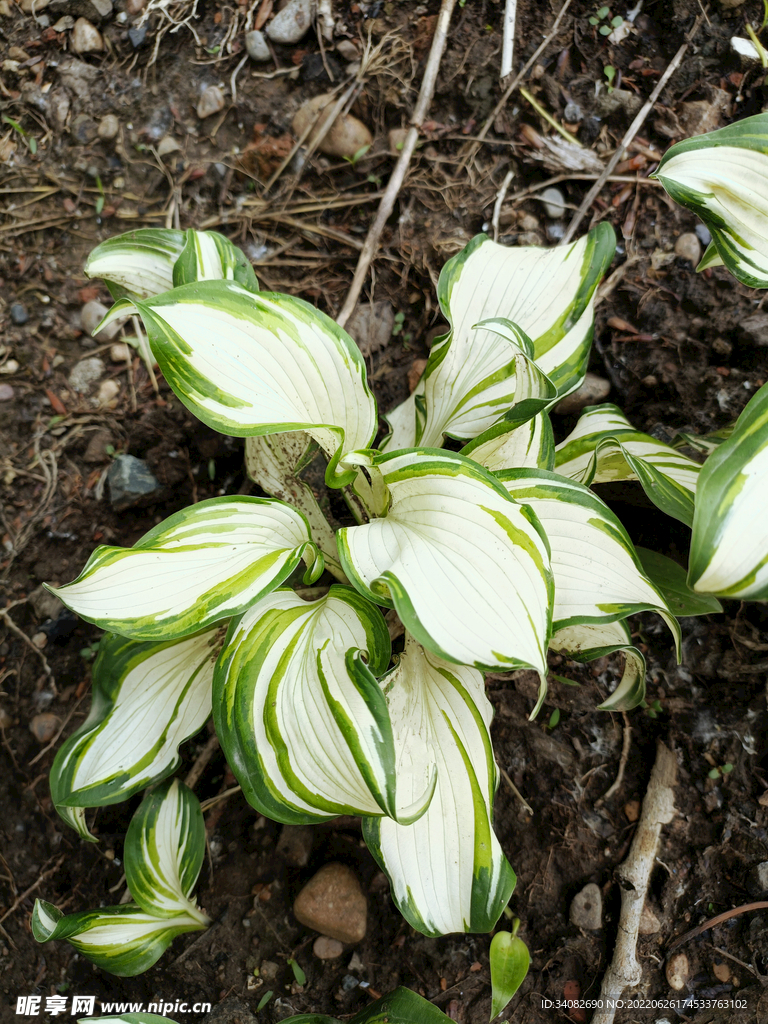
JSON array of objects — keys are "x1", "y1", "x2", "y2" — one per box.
[
  {"x1": 561, "y1": 15, "x2": 703, "y2": 245},
  {"x1": 336, "y1": 0, "x2": 458, "y2": 327},
  {"x1": 501, "y1": 0, "x2": 517, "y2": 80},
  {"x1": 591, "y1": 742, "x2": 677, "y2": 1024}
]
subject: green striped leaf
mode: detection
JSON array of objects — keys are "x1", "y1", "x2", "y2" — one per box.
[
  {"x1": 461, "y1": 411, "x2": 555, "y2": 472},
  {"x1": 49, "y1": 630, "x2": 215, "y2": 841},
  {"x1": 497, "y1": 469, "x2": 680, "y2": 657},
  {"x1": 654, "y1": 112, "x2": 768, "y2": 288},
  {"x1": 282, "y1": 987, "x2": 454, "y2": 1024},
  {"x1": 554, "y1": 404, "x2": 700, "y2": 526},
  {"x1": 31, "y1": 900, "x2": 206, "y2": 977},
  {"x1": 689, "y1": 380, "x2": 768, "y2": 597},
  {"x1": 635, "y1": 548, "x2": 723, "y2": 616},
  {"x1": 549, "y1": 621, "x2": 647, "y2": 711},
  {"x1": 172, "y1": 229, "x2": 259, "y2": 292},
  {"x1": 125, "y1": 779, "x2": 209, "y2": 922},
  {"x1": 382, "y1": 225, "x2": 615, "y2": 449},
  {"x1": 338, "y1": 449, "x2": 553, "y2": 673},
  {"x1": 362, "y1": 635, "x2": 516, "y2": 936},
  {"x1": 213, "y1": 586, "x2": 417, "y2": 823},
  {"x1": 49, "y1": 496, "x2": 321, "y2": 641},
  {"x1": 100, "y1": 284, "x2": 377, "y2": 488},
  {"x1": 85, "y1": 228, "x2": 186, "y2": 300}
]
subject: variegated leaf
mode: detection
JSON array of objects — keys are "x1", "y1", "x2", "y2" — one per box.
[
  {"x1": 689, "y1": 381, "x2": 768, "y2": 597},
  {"x1": 382, "y1": 225, "x2": 615, "y2": 448},
  {"x1": 554, "y1": 404, "x2": 700, "y2": 526},
  {"x1": 213, "y1": 586, "x2": 418, "y2": 823},
  {"x1": 49, "y1": 629, "x2": 216, "y2": 841},
  {"x1": 635, "y1": 548, "x2": 722, "y2": 616},
  {"x1": 100, "y1": 284, "x2": 377, "y2": 487},
  {"x1": 338, "y1": 449, "x2": 553, "y2": 673},
  {"x1": 654, "y1": 112, "x2": 768, "y2": 288},
  {"x1": 549, "y1": 621, "x2": 647, "y2": 711},
  {"x1": 497, "y1": 469, "x2": 680, "y2": 657},
  {"x1": 125, "y1": 779, "x2": 209, "y2": 922},
  {"x1": 49, "y1": 496, "x2": 322, "y2": 640},
  {"x1": 362, "y1": 635, "x2": 516, "y2": 936},
  {"x1": 172, "y1": 229, "x2": 259, "y2": 292},
  {"x1": 84, "y1": 228, "x2": 186, "y2": 300},
  {"x1": 32, "y1": 900, "x2": 206, "y2": 977},
  {"x1": 461, "y1": 411, "x2": 555, "y2": 472}
]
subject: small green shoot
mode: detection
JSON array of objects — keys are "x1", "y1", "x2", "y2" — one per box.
[
  {"x1": 708, "y1": 762, "x2": 734, "y2": 780},
  {"x1": 762, "y1": 0, "x2": 768, "y2": 32},
  {"x1": 547, "y1": 708, "x2": 560, "y2": 730},
  {"x1": 489, "y1": 920, "x2": 530, "y2": 1020},
  {"x1": 589, "y1": 6, "x2": 622, "y2": 36},
  {"x1": 551, "y1": 673, "x2": 580, "y2": 687},
  {"x1": 344, "y1": 143, "x2": 372, "y2": 167},
  {"x1": 95, "y1": 175, "x2": 105, "y2": 216},
  {"x1": 79, "y1": 639, "x2": 101, "y2": 663},
  {"x1": 640, "y1": 698, "x2": 663, "y2": 719},
  {"x1": 2, "y1": 115, "x2": 37, "y2": 155},
  {"x1": 287, "y1": 958, "x2": 306, "y2": 986},
  {"x1": 257, "y1": 990, "x2": 273, "y2": 1011},
  {"x1": 208, "y1": 458, "x2": 216, "y2": 481},
  {"x1": 604, "y1": 65, "x2": 616, "y2": 92}
]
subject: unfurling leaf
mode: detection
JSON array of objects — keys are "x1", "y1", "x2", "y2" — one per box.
[{"x1": 490, "y1": 928, "x2": 530, "y2": 1020}]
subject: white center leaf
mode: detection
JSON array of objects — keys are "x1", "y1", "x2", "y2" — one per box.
[
  {"x1": 84, "y1": 228, "x2": 186, "y2": 300},
  {"x1": 554, "y1": 403, "x2": 700, "y2": 526},
  {"x1": 213, "y1": 586, "x2": 427, "y2": 822},
  {"x1": 125, "y1": 779, "x2": 209, "y2": 923},
  {"x1": 382, "y1": 225, "x2": 615, "y2": 448},
  {"x1": 338, "y1": 449, "x2": 553, "y2": 673},
  {"x1": 362, "y1": 635, "x2": 516, "y2": 936},
  {"x1": 50, "y1": 629, "x2": 217, "y2": 841},
  {"x1": 689, "y1": 380, "x2": 768, "y2": 597},
  {"x1": 172, "y1": 229, "x2": 260, "y2": 292},
  {"x1": 497, "y1": 469, "x2": 680, "y2": 658},
  {"x1": 49, "y1": 496, "x2": 322, "y2": 641},
  {"x1": 105, "y1": 282, "x2": 377, "y2": 487},
  {"x1": 461, "y1": 411, "x2": 555, "y2": 472}
]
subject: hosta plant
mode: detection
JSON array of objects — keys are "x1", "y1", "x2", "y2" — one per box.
[{"x1": 37, "y1": 221, "x2": 710, "y2": 969}]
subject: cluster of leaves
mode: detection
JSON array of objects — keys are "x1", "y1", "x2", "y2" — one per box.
[{"x1": 34, "y1": 110, "x2": 768, "y2": 982}]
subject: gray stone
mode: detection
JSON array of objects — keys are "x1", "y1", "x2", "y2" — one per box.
[
  {"x1": 28, "y1": 585, "x2": 64, "y2": 622},
  {"x1": 0, "y1": 384, "x2": 14, "y2": 401},
  {"x1": 554, "y1": 372, "x2": 611, "y2": 415},
  {"x1": 29, "y1": 712, "x2": 60, "y2": 744},
  {"x1": 293, "y1": 862, "x2": 367, "y2": 943},
  {"x1": 10, "y1": 303, "x2": 28, "y2": 325},
  {"x1": 313, "y1": 935, "x2": 344, "y2": 960},
  {"x1": 569, "y1": 882, "x2": 602, "y2": 931},
  {"x1": 539, "y1": 186, "x2": 566, "y2": 220},
  {"x1": 107, "y1": 455, "x2": 164, "y2": 510},
  {"x1": 675, "y1": 232, "x2": 701, "y2": 266},
  {"x1": 68, "y1": 356, "x2": 105, "y2": 393},
  {"x1": 128, "y1": 24, "x2": 147, "y2": 47},
  {"x1": 245, "y1": 29, "x2": 271, "y2": 62},
  {"x1": 695, "y1": 223, "x2": 712, "y2": 247},
  {"x1": 197, "y1": 85, "x2": 226, "y2": 120},
  {"x1": 752, "y1": 861, "x2": 768, "y2": 892},
  {"x1": 563, "y1": 101, "x2": 582, "y2": 122},
  {"x1": 266, "y1": 0, "x2": 312, "y2": 44},
  {"x1": 742, "y1": 313, "x2": 768, "y2": 346},
  {"x1": 276, "y1": 824, "x2": 313, "y2": 866}
]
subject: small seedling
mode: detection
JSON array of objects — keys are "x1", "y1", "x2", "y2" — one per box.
[
  {"x1": 79, "y1": 639, "x2": 101, "y2": 662},
  {"x1": 708, "y1": 763, "x2": 734, "y2": 780},
  {"x1": 547, "y1": 707, "x2": 560, "y2": 730},
  {"x1": 94, "y1": 175, "x2": 105, "y2": 217},
  {"x1": 2, "y1": 115, "x2": 37, "y2": 155},
  {"x1": 604, "y1": 65, "x2": 617, "y2": 92},
  {"x1": 640, "y1": 698, "x2": 663, "y2": 719},
  {"x1": 589, "y1": 6, "x2": 623, "y2": 36},
  {"x1": 257, "y1": 990, "x2": 273, "y2": 1011},
  {"x1": 287, "y1": 958, "x2": 306, "y2": 986},
  {"x1": 344, "y1": 144, "x2": 372, "y2": 167}
]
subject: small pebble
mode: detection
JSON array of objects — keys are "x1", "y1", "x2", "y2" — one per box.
[
  {"x1": 96, "y1": 378, "x2": 120, "y2": 407},
  {"x1": 81, "y1": 299, "x2": 122, "y2": 340},
  {"x1": 107, "y1": 454, "x2": 164, "y2": 510},
  {"x1": 313, "y1": 936, "x2": 344, "y2": 960},
  {"x1": 293, "y1": 863, "x2": 367, "y2": 944},
  {"x1": 388, "y1": 127, "x2": 409, "y2": 156},
  {"x1": 539, "y1": 186, "x2": 566, "y2": 220},
  {"x1": 245, "y1": 29, "x2": 271, "y2": 62},
  {"x1": 71, "y1": 17, "x2": 103, "y2": 53},
  {"x1": 675, "y1": 232, "x2": 702, "y2": 265},
  {"x1": 97, "y1": 114, "x2": 119, "y2": 140},
  {"x1": 52, "y1": 15, "x2": 75, "y2": 31},
  {"x1": 666, "y1": 951, "x2": 689, "y2": 991},
  {"x1": 751, "y1": 860, "x2": 768, "y2": 892},
  {"x1": 128, "y1": 24, "x2": 147, "y2": 47},
  {"x1": 292, "y1": 94, "x2": 372, "y2": 160},
  {"x1": 518, "y1": 213, "x2": 539, "y2": 232},
  {"x1": 554, "y1": 372, "x2": 610, "y2": 415},
  {"x1": 32, "y1": 632, "x2": 47, "y2": 649},
  {"x1": 110, "y1": 342, "x2": 131, "y2": 362},
  {"x1": 20, "y1": 0, "x2": 50, "y2": 11},
  {"x1": 125, "y1": 0, "x2": 147, "y2": 12},
  {"x1": 695, "y1": 223, "x2": 712, "y2": 247},
  {"x1": 197, "y1": 85, "x2": 226, "y2": 120},
  {"x1": 0, "y1": 384, "x2": 14, "y2": 401},
  {"x1": 0, "y1": 359, "x2": 19, "y2": 375},
  {"x1": 266, "y1": 0, "x2": 312, "y2": 44},
  {"x1": 517, "y1": 230, "x2": 544, "y2": 247},
  {"x1": 624, "y1": 799, "x2": 640, "y2": 822},
  {"x1": 28, "y1": 585, "x2": 63, "y2": 621},
  {"x1": 30, "y1": 713, "x2": 60, "y2": 744},
  {"x1": 0, "y1": 707, "x2": 12, "y2": 730},
  {"x1": 68, "y1": 356, "x2": 105, "y2": 394},
  {"x1": 276, "y1": 824, "x2": 313, "y2": 867},
  {"x1": 569, "y1": 882, "x2": 602, "y2": 931},
  {"x1": 563, "y1": 101, "x2": 583, "y2": 122},
  {"x1": 712, "y1": 960, "x2": 730, "y2": 983},
  {"x1": 336, "y1": 39, "x2": 358, "y2": 61},
  {"x1": 157, "y1": 135, "x2": 180, "y2": 157},
  {"x1": 638, "y1": 904, "x2": 661, "y2": 935},
  {"x1": 10, "y1": 303, "x2": 28, "y2": 325}
]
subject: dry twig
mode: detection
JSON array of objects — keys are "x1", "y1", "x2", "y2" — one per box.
[
  {"x1": 597, "y1": 711, "x2": 632, "y2": 805},
  {"x1": 591, "y1": 742, "x2": 677, "y2": 1024},
  {"x1": 491, "y1": 168, "x2": 515, "y2": 241},
  {"x1": 185, "y1": 733, "x2": 220, "y2": 791},
  {"x1": 336, "y1": 0, "x2": 458, "y2": 327},
  {"x1": 562, "y1": 15, "x2": 704, "y2": 244},
  {"x1": 501, "y1": 0, "x2": 517, "y2": 80}
]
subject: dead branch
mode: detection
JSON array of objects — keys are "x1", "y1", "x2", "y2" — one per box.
[
  {"x1": 501, "y1": 0, "x2": 517, "y2": 80},
  {"x1": 336, "y1": 0, "x2": 458, "y2": 327},
  {"x1": 591, "y1": 741, "x2": 677, "y2": 1024}
]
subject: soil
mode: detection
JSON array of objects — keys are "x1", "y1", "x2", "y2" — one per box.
[{"x1": 4, "y1": 1, "x2": 768, "y2": 1022}]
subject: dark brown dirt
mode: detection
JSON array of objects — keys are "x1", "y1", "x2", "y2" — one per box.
[{"x1": 4, "y1": 2, "x2": 768, "y2": 1023}]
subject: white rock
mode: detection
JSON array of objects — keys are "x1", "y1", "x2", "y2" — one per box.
[
  {"x1": 666, "y1": 952, "x2": 689, "y2": 991},
  {"x1": 81, "y1": 299, "x2": 122, "y2": 340},
  {"x1": 539, "y1": 186, "x2": 566, "y2": 219},
  {"x1": 674, "y1": 232, "x2": 701, "y2": 266},
  {"x1": 157, "y1": 135, "x2": 180, "y2": 157},
  {"x1": 292, "y1": 93, "x2": 372, "y2": 160},
  {"x1": 96, "y1": 378, "x2": 120, "y2": 407},
  {"x1": 68, "y1": 356, "x2": 105, "y2": 393},
  {"x1": 336, "y1": 39, "x2": 358, "y2": 61},
  {"x1": 245, "y1": 29, "x2": 271, "y2": 62},
  {"x1": 20, "y1": 0, "x2": 50, "y2": 12},
  {"x1": 52, "y1": 15, "x2": 74, "y2": 30},
  {"x1": 197, "y1": 85, "x2": 225, "y2": 120},
  {"x1": 266, "y1": 0, "x2": 312, "y2": 44},
  {"x1": 97, "y1": 114, "x2": 119, "y2": 140},
  {"x1": 554, "y1": 372, "x2": 611, "y2": 415},
  {"x1": 110, "y1": 342, "x2": 131, "y2": 362},
  {"x1": 71, "y1": 17, "x2": 103, "y2": 53},
  {"x1": 569, "y1": 882, "x2": 602, "y2": 931}
]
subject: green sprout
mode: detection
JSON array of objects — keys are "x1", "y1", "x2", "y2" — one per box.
[
  {"x1": 2, "y1": 115, "x2": 37, "y2": 155},
  {"x1": 707, "y1": 763, "x2": 734, "y2": 780},
  {"x1": 589, "y1": 6, "x2": 623, "y2": 36},
  {"x1": 604, "y1": 65, "x2": 617, "y2": 92},
  {"x1": 287, "y1": 958, "x2": 306, "y2": 986}
]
